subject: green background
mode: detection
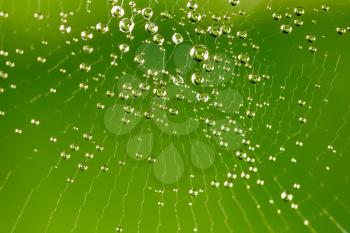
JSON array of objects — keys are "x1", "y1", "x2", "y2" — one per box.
[{"x1": 0, "y1": 0, "x2": 350, "y2": 232}]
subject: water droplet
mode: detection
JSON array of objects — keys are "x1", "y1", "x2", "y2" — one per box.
[
  {"x1": 336, "y1": 27, "x2": 347, "y2": 35},
  {"x1": 229, "y1": 0, "x2": 240, "y2": 6},
  {"x1": 141, "y1": 7, "x2": 153, "y2": 19},
  {"x1": 119, "y1": 18, "x2": 134, "y2": 33},
  {"x1": 81, "y1": 31, "x2": 93, "y2": 40},
  {"x1": 111, "y1": 5, "x2": 124, "y2": 18},
  {"x1": 281, "y1": 191, "x2": 293, "y2": 202},
  {"x1": 119, "y1": 43, "x2": 130, "y2": 53},
  {"x1": 145, "y1": 22, "x2": 158, "y2": 34},
  {"x1": 187, "y1": 11, "x2": 202, "y2": 22},
  {"x1": 272, "y1": 12, "x2": 282, "y2": 20},
  {"x1": 190, "y1": 44, "x2": 209, "y2": 62},
  {"x1": 172, "y1": 33, "x2": 183, "y2": 44},
  {"x1": 306, "y1": 34, "x2": 316, "y2": 42},
  {"x1": 280, "y1": 24, "x2": 292, "y2": 34},
  {"x1": 153, "y1": 34, "x2": 164, "y2": 45},
  {"x1": 191, "y1": 72, "x2": 205, "y2": 85},
  {"x1": 78, "y1": 162, "x2": 88, "y2": 171},
  {"x1": 294, "y1": 7, "x2": 305, "y2": 16}
]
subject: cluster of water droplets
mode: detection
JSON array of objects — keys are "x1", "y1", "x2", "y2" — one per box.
[{"x1": 1, "y1": 0, "x2": 350, "y2": 232}]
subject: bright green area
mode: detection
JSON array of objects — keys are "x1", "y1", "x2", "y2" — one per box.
[{"x1": 0, "y1": 0, "x2": 350, "y2": 233}]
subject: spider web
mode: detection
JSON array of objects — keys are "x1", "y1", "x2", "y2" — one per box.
[{"x1": 0, "y1": 0, "x2": 350, "y2": 233}]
